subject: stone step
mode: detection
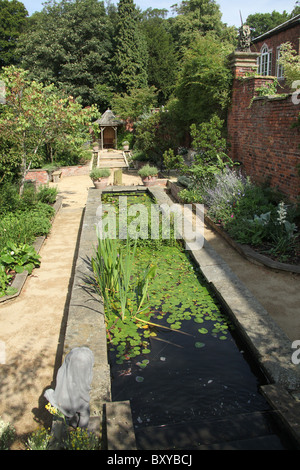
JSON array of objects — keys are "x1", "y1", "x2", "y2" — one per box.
[
  {"x1": 99, "y1": 162, "x2": 128, "y2": 168},
  {"x1": 134, "y1": 411, "x2": 290, "y2": 450},
  {"x1": 197, "y1": 434, "x2": 286, "y2": 450},
  {"x1": 100, "y1": 155, "x2": 124, "y2": 162}
]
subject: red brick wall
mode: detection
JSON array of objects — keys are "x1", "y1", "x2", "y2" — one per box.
[
  {"x1": 25, "y1": 169, "x2": 49, "y2": 185},
  {"x1": 25, "y1": 164, "x2": 90, "y2": 185},
  {"x1": 227, "y1": 75, "x2": 300, "y2": 201}
]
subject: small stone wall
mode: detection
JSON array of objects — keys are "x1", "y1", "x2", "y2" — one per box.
[{"x1": 25, "y1": 164, "x2": 90, "y2": 185}]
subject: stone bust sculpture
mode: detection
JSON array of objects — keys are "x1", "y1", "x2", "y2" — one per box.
[{"x1": 44, "y1": 347, "x2": 94, "y2": 428}]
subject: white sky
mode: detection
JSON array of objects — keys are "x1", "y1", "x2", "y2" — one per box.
[{"x1": 22, "y1": 0, "x2": 298, "y2": 27}]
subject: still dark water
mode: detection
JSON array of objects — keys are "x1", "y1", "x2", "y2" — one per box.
[
  {"x1": 110, "y1": 309, "x2": 269, "y2": 429},
  {"x1": 104, "y1": 191, "x2": 292, "y2": 449}
]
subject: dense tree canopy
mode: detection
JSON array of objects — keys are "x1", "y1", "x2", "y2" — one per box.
[
  {"x1": 246, "y1": 10, "x2": 291, "y2": 38},
  {"x1": 0, "y1": 0, "x2": 298, "y2": 167},
  {"x1": 141, "y1": 15, "x2": 178, "y2": 104},
  {"x1": 17, "y1": 0, "x2": 113, "y2": 107},
  {"x1": 172, "y1": 34, "x2": 233, "y2": 132},
  {"x1": 0, "y1": 0, "x2": 27, "y2": 67}
]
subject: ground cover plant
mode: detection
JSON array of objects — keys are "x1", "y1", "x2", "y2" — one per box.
[{"x1": 0, "y1": 182, "x2": 58, "y2": 297}]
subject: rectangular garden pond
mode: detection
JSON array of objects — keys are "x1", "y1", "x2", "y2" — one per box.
[
  {"x1": 63, "y1": 185, "x2": 300, "y2": 450},
  {"x1": 96, "y1": 189, "x2": 295, "y2": 450}
]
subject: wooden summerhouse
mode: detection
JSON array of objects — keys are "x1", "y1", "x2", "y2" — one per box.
[{"x1": 95, "y1": 108, "x2": 123, "y2": 150}]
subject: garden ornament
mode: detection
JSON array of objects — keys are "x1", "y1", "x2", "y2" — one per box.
[
  {"x1": 44, "y1": 347, "x2": 94, "y2": 428},
  {"x1": 236, "y1": 11, "x2": 251, "y2": 52}
]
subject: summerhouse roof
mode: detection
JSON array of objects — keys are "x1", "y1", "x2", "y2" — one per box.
[{"x1": 95, "y1": 108, "x2": 122, "y2": 127}]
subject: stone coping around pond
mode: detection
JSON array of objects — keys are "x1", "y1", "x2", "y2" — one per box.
[
  {"x1": 167, "y1": 181, "x2": 300, "y2": 275},
  {"x1": 0, "y1": 196, "x2": 63, "y2": 304},
  {"x1": 64, "y1": 185, "x2": 300, "y2": 449}
]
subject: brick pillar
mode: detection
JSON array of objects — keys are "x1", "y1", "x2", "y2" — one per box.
[{"x1": 228, "y1": 51, "x2": 260, "y2": 78}]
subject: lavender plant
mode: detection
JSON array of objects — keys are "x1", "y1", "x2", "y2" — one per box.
[{"x1": 202, "y1": 168, "x2": 250, "y2": 224}]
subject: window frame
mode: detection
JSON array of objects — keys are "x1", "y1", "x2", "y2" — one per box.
[
  {"x1": 257, "y1": 44, "x2": 272, "y2": 76},
  {"x1": 276, "y1": 46, "x2": 284, "y2": 79}
]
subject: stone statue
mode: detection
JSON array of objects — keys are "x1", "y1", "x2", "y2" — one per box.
[
  {"x1": 236, "y1": 11, "x2": 251, "y2": 52},
  {"x1": 44, "y1": 347, "x2": 94, "y2": 428},
  {"x1": 237, "y1": 24, "x2": 251, "y2": 52}
]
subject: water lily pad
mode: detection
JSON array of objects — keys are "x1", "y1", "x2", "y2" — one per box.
[
  {"x1": 136, "y1": 376, "x2": 144, "y2": 382},
  {"x1": 195, "y1": 342, "x2": 205, "y2": 348},
  {"x1": 194, "y1": 317, "x2": 204, "y2": 323},
  {"x1": 198, "y1": 328, "x2": 208, "y2": 334}
]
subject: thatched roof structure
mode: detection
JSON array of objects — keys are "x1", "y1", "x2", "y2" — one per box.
[
  {"x1": 95, "y1": 109, "x2": 123, "y2": 149},
  {"x1": 95, "y1": 108, "x2": 122, "y2": 127}
]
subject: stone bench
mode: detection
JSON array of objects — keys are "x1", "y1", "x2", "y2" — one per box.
[{"x1": 52, "y1": 170, "x2": 62, "y2": 183}]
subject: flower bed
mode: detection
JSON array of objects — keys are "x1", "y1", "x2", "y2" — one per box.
[
  {"x1": 0, "y1": 183, "x2": 61, "y2": 300},
  {"x1": 168, "y1": 169, "x2": 300, "y2": 272}
]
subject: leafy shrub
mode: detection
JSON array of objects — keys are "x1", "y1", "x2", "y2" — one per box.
[
  {"x1": 37, "y1": 185, "x2": 58, "y2": 205},
  {"x1": 0, "y1": 182, "x2": 58, "y2": 214},
  {"x1": 0, "y1": 241, "x2": 41, "y2": 274},
  {"x1": 0, "y1": 265, "x2": 17, "y2": 298},
  {"x1": 178, "y1": 188, "x2": 203, "y2": 203},
  {"x1": 177, "y1": 175, "x2": 193, "y2": 188},
  {"x1": 0, "y1": 182, "x2": 20, "y2": 215},
  {"x1": 0, "y1": 206, "x2": 53, "y2": 252},
  {"x1": 89, "y1": 168, "x2": 110, "y2": 180},
  {"x1": 0, "y1": 417, "x2": 15, "y2": 450},
  {"x1": 138, "y1": 164, "x2": 158, "y2": 178}
]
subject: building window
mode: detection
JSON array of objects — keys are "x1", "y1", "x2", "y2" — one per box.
[
  {"x1": 257, "y1": 45, "x2": 272, "y2": 76},
  {"x1": 276, "y1": 46, "x2": 284, "y2": 79}
]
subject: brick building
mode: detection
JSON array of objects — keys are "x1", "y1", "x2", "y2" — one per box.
[
  {"x1": 226, "y1": 16, "x2": 300, "y2": 202},
  {"x1": 251, "y1": 14, "x2": 300, "y2": 91}
]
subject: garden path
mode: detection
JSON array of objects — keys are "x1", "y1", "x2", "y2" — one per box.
[{"x1": 0, "y1": 171, "x2": 299, "y2": 448}]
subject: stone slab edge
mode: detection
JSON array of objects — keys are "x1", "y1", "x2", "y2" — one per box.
[
  {"x1": 62, "y1": 188, "x2": 111, "y2": 431},
  {"x1": 0, "y1": 196, "x2": 63, "y2": 304},
  {"x1": 105, "y1": 400, "x2": 137, "y2": 450}
]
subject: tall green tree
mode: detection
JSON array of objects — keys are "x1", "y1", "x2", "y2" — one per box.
[
  {"x1": 0, "y1": 0, "x2": 28, "y2": 68},
  {"x1": 113, "y1": 0, "x2": 148, "y2": 93},
  {"x1": 17, "y1": 0, "x2": 112, "y2": 108},
  {"x1": 0, "y1": 66, "x2": 99, "y2": 191},
  {"x1": 111, "y1": 86, "x2": 157, "y2": 122},
  {"x1": 246, "y1": 10, "x2": 290, "y2": 38},
  {"x1": 169, "y1": 0, "x2": 236, "y2": 54},
  {"x1": 141, "y1": 15, "x2": 178, "y2": 104},
  {"x1": 172, "y1": 34, "x2": 233, "y2": 134}
]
